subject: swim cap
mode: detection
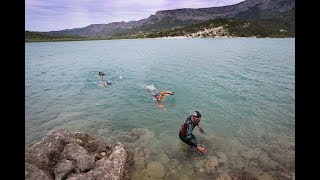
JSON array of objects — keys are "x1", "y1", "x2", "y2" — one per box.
[{"x1": 193, "y1": 111, "x2": 201, "y2": 118}]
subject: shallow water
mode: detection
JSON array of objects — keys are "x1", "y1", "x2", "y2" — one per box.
[{"x1": 26, "y1": 38, "x2": 295, "y2": 179}]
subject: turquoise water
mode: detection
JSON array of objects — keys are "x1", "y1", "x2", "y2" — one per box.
[{"x1": 26, "y1": 38, "x2": 295, "y2": 179}]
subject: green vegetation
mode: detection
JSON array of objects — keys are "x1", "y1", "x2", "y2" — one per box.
[
  {"x1": 25, "y1": 31, "x2": 100, "y2": 42},
  {"x1": 142, "y1": 18, "x2": 294, "y2": 38}
]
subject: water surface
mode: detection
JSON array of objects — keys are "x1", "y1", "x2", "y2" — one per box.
[{"x1": 26, "y1": 38, "x2": 295, "y2": 179}]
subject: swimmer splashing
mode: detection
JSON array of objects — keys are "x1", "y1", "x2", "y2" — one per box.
[
  {"x1": 146, "y1": 85, "x2": 175, "y2": 109},
  {"x1": 154, "y1": 91, "x2": 175, "y2": 102}
]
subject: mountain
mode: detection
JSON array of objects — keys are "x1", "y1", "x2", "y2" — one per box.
[
  {"x1": 147, "y1": 0, "x2": 294, "y2": 22},
  {"x1": 49, "y1": 19, "x2": 148, "y2": 37},
  {"x1": 26, "y1": 0, "x2": 295, "y2": 40}
]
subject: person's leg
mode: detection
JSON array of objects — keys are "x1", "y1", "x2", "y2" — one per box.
[
  {"x1": 179, "y1": 133, "x2": 188, "y2": 144},
  {"x1": 179, "y1": 133, "x2": 198, "y2": 146}
]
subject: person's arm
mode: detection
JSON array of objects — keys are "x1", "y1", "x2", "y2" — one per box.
[
  {"x1": 161, "y1": 91, "x2": 175, "y2": 96},
  {"x1": 197, "y1": 124, "x2": 206, "y2": 135}
]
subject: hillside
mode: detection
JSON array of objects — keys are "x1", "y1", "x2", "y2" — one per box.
[{"x1": 26, "y1": 0, "x2": 295, "y2": 42}]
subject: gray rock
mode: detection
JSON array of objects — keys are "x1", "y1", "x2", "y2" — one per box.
[
  {"x1": 74, "y1": 131, "x2": 107, "y2": 153},
  {"x1": 66, "y1": 173, "x2": 95, "y2": 180},
  {"x1": 54, "y1": 159, "x2": 76, "y2": 180},
  {"x1": 61, "y1": 143, "x2": 95, "y2": 172},
  {"x1": 25, "y1": 129, "x2": 75, "y2": 174},
  {"x1": 25, "y1": 129, "x2": 130, "y2": 180},
  {"x1": 25, "y1": 162, "x2": 52, "y2": 180},
  {"x1": 91, "y1": 142, "x2": 127, "y2": 180}
]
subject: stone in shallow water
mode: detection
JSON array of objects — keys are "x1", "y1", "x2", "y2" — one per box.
[
  {"x1": 216, "y1": 173, "x2": 231, "y2": 180},
  {"x1": 178, "y1": 174, "x2": 190, "y2": 180},
  {"x1": 155, "y1": 153, "x2": 170, "y2": 165},
  {"x1": 133, "y1": 146, "x2": 150, "y2": 169},
  {"x1": 206, "y1": 155, "x2": 220, "y2": 174},
  {"x1": 145, "y1": 161, "x2": 165, "y2": 178}
]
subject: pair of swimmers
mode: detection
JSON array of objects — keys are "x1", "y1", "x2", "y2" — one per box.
[
  {"x1": 148, "y1": 87, "x2": 207, "y2": 154},
  {"x1": 98, "y1": 71, "x2": 112, "y2": 87}
]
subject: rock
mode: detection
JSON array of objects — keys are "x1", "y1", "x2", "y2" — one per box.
[
  {"x1": 195, "y1": 159, "x2": 206, "y2": 173},
  {"x1": 178, "y1": 174, "x2": 190, "y2": 180},
  {"x1": 232, "y1": 170, "x2": 258, "y2": 180},
  {"x1": 258, "y1": 153, "x2": 279, "y2": 170},
  {"x1": 54, "y1": 159, "x2": 76, "y2": 180},
  {"x1": 66, "y1": 173, "x2": 95, "y2": 180},
  {"x1": 206, "y1": 156, "x2": 220, "y2": 174},
  {"x1": 25, "y1": 129, "x2": 130, "y2": 180},
  {"x1": 90, "y1": 142, "x2": 127, "y2": 180},
  {"x1": 120, "y1": 134, "x2": 137, "y2": 142},
  {"x1": 145, "y1": 161, "x2": 165, "y2": 178},
  {"x1": 216, "y1": 151, "x2": 228, "y2": 165},
  {"x1": 25, "y1": 129, "x2": 75, "y2": 174},
  {"x1": 25, "y1": 162, "x2": 52, "y2": 180},
  {"x1": 74, "y1": 131, "x2": 107, "y2": 153},
  {"x1": 216, "y1": 173, "x2": 231, "y2": 180},
  {"x1": 133, "y1": 146, "x2": 150, "y2": 169},
  {"x1": 155, "y1": 153, "x2": 170, "y2": 165},
  {"x1": 61, "y1": 143, "x2": 95, "y2": 172}
]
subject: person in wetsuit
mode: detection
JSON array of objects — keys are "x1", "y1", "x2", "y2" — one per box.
[
  {"x1": 179, "y1": 111, "x2": 207, "y2": 154},
  {"x1": 102, "y1": 79, "x2": 112, "y2": 87},
  {"x1": 154, "y1": 91, "x2": 175, "y2": 101},
  {"x1": 99, "y1": 71, "x2": 105, "y2": 77}
]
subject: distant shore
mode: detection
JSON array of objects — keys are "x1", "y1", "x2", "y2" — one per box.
[{"x1": 25, "y1": 35, "x2": 294, "y2": 43}]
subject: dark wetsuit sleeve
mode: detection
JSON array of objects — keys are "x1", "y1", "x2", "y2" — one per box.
[{"x1": 186, "y1": 122, "x2": 197, "y2": 147}]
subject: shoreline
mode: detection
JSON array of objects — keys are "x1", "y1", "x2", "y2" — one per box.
[{"x1": 25, "y1": 36, "x2": 295, "y2": 43}]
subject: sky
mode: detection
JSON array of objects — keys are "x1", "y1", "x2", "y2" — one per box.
[{"x1": 26, "y1": 0, "x2": 245, "y2": 32}]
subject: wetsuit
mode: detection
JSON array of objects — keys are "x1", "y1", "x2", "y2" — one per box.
[
  {"x1": 179, "y1": 115, "x2": 198, "y2": 147},
  {"x1": 99, "y1": 72, "x2": 105, "y2": 76},
  {"x1": 154, "y1": 91, "x2": 171, "y2": 101}
]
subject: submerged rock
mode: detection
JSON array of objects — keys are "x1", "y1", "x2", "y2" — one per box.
[
  {"x1": 232, "y1": 170, "x2": 258, "y2": 180},
  {"x1": 145, "y1": 161, "x2": 165, "y2": 178}
]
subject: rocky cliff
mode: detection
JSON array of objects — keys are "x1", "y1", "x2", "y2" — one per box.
[
  {"x1": 149, "y1": 0, "x2": 295, "y2": 23},
  {"x1": 46, "y1": 0, "x2": 294, "y2": 37}
]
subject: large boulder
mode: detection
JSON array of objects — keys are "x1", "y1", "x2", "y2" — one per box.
[
  {"x1": 25, "y1": 129, "x2": 130, "y2": 180},
  {"x1": 54, "y1": 159, "x2": 76, "y2": 180},
  {"x1": 61, "y1": 143, "x2": 95, "y2": 172},
  {"x1": 25, "y1": 162, "x2": 52, "y2": 180},
  {"x1": 74, "y1": 132, "x2": 107, "y2": 153},
  {"x1": 90, "y1": 142, "x2": 128, "y2": 180},
  {"x1": 25, "y1": 129, "x2": 75, "y2": 176}
]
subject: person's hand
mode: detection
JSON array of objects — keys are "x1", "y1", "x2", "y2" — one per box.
[
  {"x1": 198, "y1": 127, "x2": 206, "y2": 135},
  {"x1": 197, "y1": 145, "x2": 207, "y2": 154}
]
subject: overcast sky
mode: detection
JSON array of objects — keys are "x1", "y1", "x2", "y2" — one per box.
[{"x1": 26, "y1": 0, "x2": 245, "y2": 32}]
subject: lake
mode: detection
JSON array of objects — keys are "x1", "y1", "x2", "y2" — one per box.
[{"x1": 26, "y1": 38, "x2": 295, "y2": 179}]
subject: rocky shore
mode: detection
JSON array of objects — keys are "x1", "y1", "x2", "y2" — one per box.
[
  {"x1": 25, "y1": 128, "x2": 294, "y2": 179},
  {"x1": 25, "y1": 129, "x2": 131, "y2": 180}
]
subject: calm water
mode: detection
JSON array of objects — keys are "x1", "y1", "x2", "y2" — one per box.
[{"x1": 26, "y1": 38, "x2": 295, "y2": 179}]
